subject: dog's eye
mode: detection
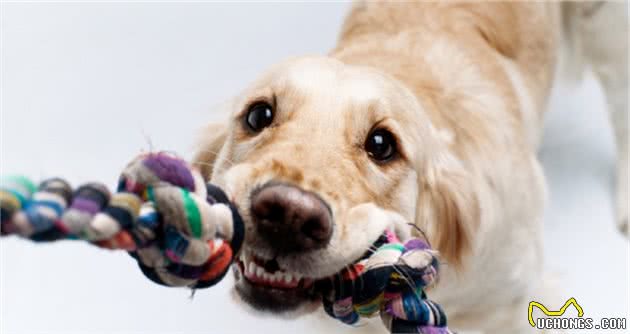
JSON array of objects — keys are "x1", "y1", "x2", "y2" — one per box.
[
  {"x1": 365, "y1": 129, "x2": 397, "y2": 162},
  {"x1": 245, "y1": 102, "x2": 274, "y2": 132}
]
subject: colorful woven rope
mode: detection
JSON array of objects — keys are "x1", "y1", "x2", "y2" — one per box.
[
  {"x1": 321, "y1": 230, "x2": 453, "y2": 334},
  {"x1": 0, "y1": 152, "x2": 244, "y2": 288},
  {"x1": 0, "y1": 151, "x2": 451, "y2": 333}
]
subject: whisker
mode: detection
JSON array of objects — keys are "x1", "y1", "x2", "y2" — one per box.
[
  {"x1": 194, "y1": 147, "x2": 230, "y2": 162},
  {"x1": 392, "y1": 264, "x2": 421, "y2": 298},
  {"x1": 192, "y1": 160, "x2": 234, "y2": 178},
  {"x1": 326, "y1": 243, "x2": 365, "y2": 299},
  {"x1": 193, "y1": 148, "x2": 237, "y2": 166},
  {"x1": 407, "y1": 222, "x2": 432, "y2": 248},
  {"x1": 192, "y1": 160, "x2": 217, "y2": 170},
  {"x1": 138, "y1": 126, "x2": 155, "y2": 153}
]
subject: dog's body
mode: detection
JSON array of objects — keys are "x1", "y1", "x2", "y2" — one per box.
[{"x1": 194, "y1": 2, "x2": 627, "y2": 333}]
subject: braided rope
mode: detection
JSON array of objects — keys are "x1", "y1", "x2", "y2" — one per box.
[
  {"x1": 0, "y1": 152, "x2": 244, "y2": 289},
  {"x1": 0, "y1": 152, "x2": 451, "y2": 333},
  {"x1": 322, "y1": 230, "x2": 453, "y2": 334}
]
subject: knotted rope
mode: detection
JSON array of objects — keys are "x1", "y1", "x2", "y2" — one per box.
[
  {"x1": 322, "y1": 230, "x2": 452, "y2": 334},
  {"x1": 0, "y1": 152, "x2": 244, "y2": 288},
  {"x1": 0, "y1": 152, "x2": 451, "y2": 334}
]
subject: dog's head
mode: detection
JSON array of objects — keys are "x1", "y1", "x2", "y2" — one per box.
[{"x1": 194, "y1": 56, "x2": 478, "y2": 314}]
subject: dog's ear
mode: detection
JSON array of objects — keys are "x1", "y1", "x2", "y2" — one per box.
[
  {"x1": 192, "y1": 122, "x2": 228, "y2": 181},
  {"x1": 415, "y1": 154, "x2": 480, "y2": 269}
]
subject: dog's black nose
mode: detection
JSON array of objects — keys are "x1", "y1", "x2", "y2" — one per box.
[{"x1": 251, "y1": 183, "x2": 332, "y2": 253}]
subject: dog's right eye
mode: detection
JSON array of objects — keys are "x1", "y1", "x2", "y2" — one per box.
[
  {"x1": 245, "y1": 102, "x2": 274, "y2": 132},
  {"x1": 365, "y1": 128, "x2": 397, "y2": 162}
]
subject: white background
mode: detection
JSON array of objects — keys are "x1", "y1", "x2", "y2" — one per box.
[{"x1": 1, "y1": 3, "x2": 628, "y2": 334}]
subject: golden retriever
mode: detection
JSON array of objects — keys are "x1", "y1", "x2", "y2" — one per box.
[{"x1": 192, "y1": 2, "x2": 627, "y2": 333}]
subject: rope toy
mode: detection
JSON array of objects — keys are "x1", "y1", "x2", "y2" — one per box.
[
  {"x1": 0, "y1": 151, "x2": 452, "y2": 334},
  {"x1": 0, "y1": 152, "x2": 244, "y2": 288},
  {"x1": 321, "y1": 230, "x2": 452, "y2": 334}
]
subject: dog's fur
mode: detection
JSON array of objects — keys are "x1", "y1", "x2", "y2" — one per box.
[{"x1": 193, "y1": 2, "x2": 627, "y2": 333}]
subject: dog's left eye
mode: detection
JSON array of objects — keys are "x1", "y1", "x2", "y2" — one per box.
[
  {"x1": 365, "y1": 128, "x2": 397, "y2": 162},
  {"x1": 245, "y1": 102, "x2": 274, "y2": 132}
]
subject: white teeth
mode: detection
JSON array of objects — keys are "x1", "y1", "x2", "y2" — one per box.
[
  {"x1": 241, "y1": 253, "x2": 309, "y2": 285},
  {"x1": 248, "y1": 262, "x2": 256, "y2": 275}
]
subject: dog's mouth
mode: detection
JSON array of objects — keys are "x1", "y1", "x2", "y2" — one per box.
[
  {"x1": 233, "y1": 250, "x2": 320, "y2": 312},
  {"x1": 237, "y1": 252, "x2": 315, "y2": 289},
  {"x1": 232, "y1": 230, "x2": 393, "y2": 313}
]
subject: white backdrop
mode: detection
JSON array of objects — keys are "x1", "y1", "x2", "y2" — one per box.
[{"x1": 1, "y1": 3, "x2": 628, "y2": 334}]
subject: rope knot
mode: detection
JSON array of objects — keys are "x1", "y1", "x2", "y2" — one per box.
[
  {"x1": 323, "y1": 230, "x2": 452, "y2": 334},
  {"x1": 0, "y1": 152, "x2": 244, "y2": 289}
]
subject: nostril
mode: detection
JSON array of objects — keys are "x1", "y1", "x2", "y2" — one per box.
[
  {"x1": 266, "y1": 203, "x2": 285, "y2": 222},
  {"x1": 301, "y1": 217, "x2": 331, "y2": 242},
  {"x1": 251, "y1": 195, "x2": 285, "y2": 223}
]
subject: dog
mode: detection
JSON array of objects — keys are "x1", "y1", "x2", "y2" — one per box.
[{"x1": 192, "y1": 2, "x2": 628, "y2": 333}]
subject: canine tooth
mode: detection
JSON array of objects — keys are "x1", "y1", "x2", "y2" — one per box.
[
  {"x1": 248, "y1": 262, "x2": 256, "y2": 275},
  {"x1": 256, "y1": 267, "x2": 264, "y2": 278}
]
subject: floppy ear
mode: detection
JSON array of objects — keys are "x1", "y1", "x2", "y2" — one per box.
[
  {"x1": 415, "y1": 155, "x2": 480, "y2": 269},
  {"x1": 192, "y1": 122, "x2": 228, "y2": 181}
]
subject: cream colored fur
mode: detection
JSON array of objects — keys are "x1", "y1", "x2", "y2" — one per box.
[{"x1": 193, "y1": 2, "x2": 627, "y2": 333}]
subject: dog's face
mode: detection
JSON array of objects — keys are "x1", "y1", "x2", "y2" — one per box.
[{"x1": 194, "y1": 56, "x2": 477, "y2": 314}]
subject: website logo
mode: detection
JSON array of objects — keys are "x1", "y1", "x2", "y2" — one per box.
[{"x1": 528, "y1": 298, "x2": 626, "y2": 331}]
